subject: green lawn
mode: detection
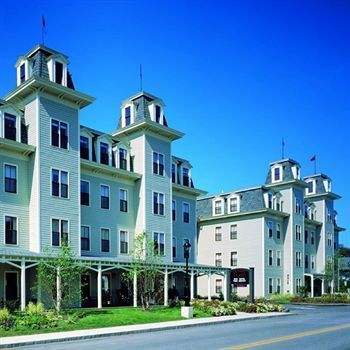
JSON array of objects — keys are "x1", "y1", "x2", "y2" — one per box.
[{"x1": 0, "y1": 307, "x2": 211, "y2": 338}]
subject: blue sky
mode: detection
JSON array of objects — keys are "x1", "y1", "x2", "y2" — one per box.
[{"x1": 1, "y1": 0, "x2": 349, "y2": 245}]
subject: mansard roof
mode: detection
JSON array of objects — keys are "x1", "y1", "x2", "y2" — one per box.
[{"x1": 265, "y1": 158, "x2": 300, "y2": 185}]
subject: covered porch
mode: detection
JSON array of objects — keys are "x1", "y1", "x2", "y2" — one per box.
[{"x1": 304, "y1": 273, "x2": 326, "y2": 297}]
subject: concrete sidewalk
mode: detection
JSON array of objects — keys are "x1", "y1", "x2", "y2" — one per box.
[{"x1": 0, "y1": 311, "x2": 292, "y2": 348}]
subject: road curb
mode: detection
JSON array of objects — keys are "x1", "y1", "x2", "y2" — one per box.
[
  {"x1": 290, "y1": 303, "x2": 350, "y2": 307},
  {"x1": 0, "y1": 312, "x2": 293, "y2": 348}
]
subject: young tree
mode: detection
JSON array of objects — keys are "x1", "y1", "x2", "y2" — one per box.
[
  {"x1": 35, "y1": 242, "x2": 86, "y2": 311},
  {"x1": 124, "y1": 231, "x2": 162, "y2": 310},
  {"x1": 323, "y1": 251, "x2": 344, "y2": 294}
]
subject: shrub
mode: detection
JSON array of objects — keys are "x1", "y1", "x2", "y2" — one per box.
[
  {"x1": 270, "y1": 293, "x2": 293, "y2": 304},
  {"x1": 0, "y1": 308, "x2": 15, "y2": 330},
  {"x1": 190, "y1": 299, "x2": 237, "y2": 316}
]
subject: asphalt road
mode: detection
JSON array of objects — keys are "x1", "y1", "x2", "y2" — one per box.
[{"x1": 20, "y1": 305, "x2": 350, "y2": 350}]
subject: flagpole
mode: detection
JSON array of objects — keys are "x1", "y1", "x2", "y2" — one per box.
[
  {"x1": 140, "y1": 64, "x2": 142, "y2": 91},
  {"x1": 281, "y1": 138, "x2": 285, "y2": 159},
  {"x1": 314, "y1": 158, "x2": 316, "y2": 175}
]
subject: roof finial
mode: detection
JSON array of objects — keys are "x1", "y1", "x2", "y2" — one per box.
[
  {"x1": 139, "y1": 64, "x2": 143, "y2": 92},
  {"x1": 41, "y1": 15, "x2": 47, "y2": 45}
]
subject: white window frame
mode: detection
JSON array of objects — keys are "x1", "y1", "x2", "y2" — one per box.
[
  {"x1": 51, "y1": 217, "x2": 69, "y2": 247},
  {"x1": 80, "y1": 179, "x2": 90, "y2": 207},
  {"x1": 80, "y1": 129, "x2": 93, "y2": 161},
  {"x1": 50, "y1": 118, "x2": 69, "y2": 150},
  {"x1": 212, "y1": 197, "x2": 224, "y2": 216},
  {"x1": 153, "y1": 151, "x2": 165, "y2": 176},
  {"x1": 153, "y1": 191, "x2": 165, "y2": 216},
  {"x1": 122, "y1": 104, "x2": 134, "y2": 127},
  {"x1": 4, "y1": 214, "x2": 19, "y2": 246},
  {"x1": 80, "y1": 225, "x2": 91, "y2": 252},
  {"x1": 51, "y1": 167, "x2": 70, "y2": 199},
  {"x1": 215, "y1": 226, "x2": 222, "y2": 241},
  {"x1": 172, "y1": 236, "x2": 177, "y2": 258},
  {"x1": 227, "y1": 195, "x2": 240, "y2": 213},
  {"x1": 3, "y1": 111, "x2": 21, "y2": 142},
  {"x1": 231, "y1": 251, "x2": 238, "y2": 267},
  {"x1": 119, "y1": 230, "x2": 129, "y2": 255},
  {"x1": 119, "y1": 188, "x2": 128, "y2": 213},
  {"x1": 100, "y1": 227, "x2": 110, "y2": 253},
  {"x1": 268, "y1": 249, "x2": 273, "y2": 266},
  {"x1": 306, "y1": 179, "x2": 316, "y2": 195},
  {"x1": 183, "y1": 202, "x2": 190, "y2": 223},
  {"x1": 3, "y1": 163, "x2": 18, "y2": 194},
  {"x1": 172, "y1": 200, "x2": 176, "y2": 221},
  {"x1": 48, "y1": 57, "x2": 68, "y2": 86},
  {"x1": 215, "y1": 252, "x2": 222, "y2": 267},
  {"x1": 100, "y1": 184, "x2": 110, "y2": 210},
  {"x1": 272, "y1": 164, "x2": 283, "y2": 183},
  {"x1": 277, "y1": 250, "x2": 281, "y2": 266},
  {"x1": 154, "y1": 232, "x2": 165, "y2": 256},
  {"x1": 230, "y1": 224, "x2": 238, "y2": 240},
  {"x1": 269, "y1": 277, "x2": 274, "y2": 294}
]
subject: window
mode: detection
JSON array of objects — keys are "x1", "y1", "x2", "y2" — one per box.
[
  {"x1": 307, "y1": 181, "x2": 315, "y2": 194},
  {"x1": 4, "y1": 113, "x2": 17, "y2": 141},
  {"x1": 305, "y1": 254, "x2": 309, "y2": 269},
  {"x1": 55, "y1": 61, "x2": 64, "y2": 84},
  {"x1": 231, "y1": 251, "x2": 237, "y2": 267},
  {"x1": 275, "y1": 196, "x2": 281, "y2": 211},
  {"x1": 120, "y1": 231, "x2": 128, "y2": 254},
  {"x1": 4, "y1": 164, "x2": 17, "y2": 193},
  {"x1": 276, "y1": 278, "x2": 281, "y2": 294},
  {"x1": 100, "y1": 142, "x2": 109, "y2": 165},
  {"x1": 230, "y1": 225, "x2": 237, "y2": 240},
  {"x1": 268, "y1": 221, "x2": 273, "y2": 238},
  {"x1": 272, "y1": 166, "x2": 282, "y2": 182},
  {"x1": 171, "y1": 164, "x2": 176, "y2": 183},
  {"x1": 153, "y1": 152, "x2": 164, "y2": 176},
  {"x1": 153, "y1": 192, "x2": 165, "y2": 216},
  {"x1": 172, "y1": 237, "x2": 177, "y2": 258},
  {"x1": 101, "y1": 228, "x2": 110, "y2": 252},
  {"x1": 277, "y1": 251, "x2": 281, "y2": 266},
  {"x1": 215, "y1": 253, "x2": 222, "y2": 267},
  {"x1": 100, "y1": 185, "x2": 110, "y2": 209},
  {"x1": 154, "y1": 232, "x2": 165, "y2": 256},
  {"x1": 182, "y1": 167, "x2": 189, "y2": 186},
  {"x1": 305, "y1": 230, "x2": 308, "y2": 244},
  {"x1": 295, "y1": 225, "x2": 301, "y2": 241},
  {"x1": 229, "y1": 197, "x2": 239, "y2": 212},
  {"x1": 51, "y1": 119, "x2": 68, "y2": 149},
  {"x1": 52, "y1": 219, "x2": 68, "y2": 246},
  {"x1": 268, "y1": 250, "x2": 273, "y2": 266},
  {"x1": 20, "y1": 63, "x2": 26, "y2": 83},
  {"x1": 215, "y1": 279, "x2": 223, "y2": 294},
  {"x1": 214, "y1": 200, "x2": 223, "y2": 215},
  {"x1": 215, "y1": 226, "x2": 222, "y2": 241},
  {"x1": 81, "y1": 180, "x2": 90, "y2": 206},
  {"x1": 5, "y1": 216, "x2": 17, "y2": 245},
  {"x1": 172, "y1": 200, "x2": 176, "y2": 221},
  {"x1": 311, "y1": 255, "x2": 315, "y2": 270},
  {"x1": 268, "y1": 193, "x2": 273, "y2": 209},
  {"x1": 125, "y1": 106, "x2": 131, "y2": 126},
  {"x1": 80, "y1": 136, "x2": 89, "y2": 160},
  {"x1": 327, "y1": 208, "x2": 332, "y2": 223},
  {"x1": 296, "y1": 251, "x2": 302, "y2": 267},
  {"x1": 119, "y1": 189, "x2": 128, "y2": 212},
  {"x1": 327, "y1": 233, "x2": 332, "y2": 247},
  {"x1": 51, "y1": 169, "x2": 68, "y2": 198},
  {"x1": 119, "y1": 148, "x2": 127, "y2": 170},
  {"x1": 296, "y1": 278, "x2": 302, "y2": 293},
  {"x1": 81, "y1": 226, "x2": 90, "y2": 251},
  {"x1": 295, "y1": 198, "x2": 301, "y2": 214},
  {"x1": 311, "y1": 231, "x2": 315, "y2": 245},
  {"x1": 155, "y1": 105, "x2": 161, "y2": 123},
  {"x1": 269, "y1": 278, "x2": 273, "y2": 294},
  {"x1": 183, "y1": 202, "x2": 190, "y2": 223},
  {"x1": 276, "y1": 223, "x2": 281, "y2": 239}
]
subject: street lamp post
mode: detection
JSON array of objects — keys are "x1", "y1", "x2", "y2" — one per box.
[{"x1": 183, "y1": 239, "x2": 191, "y2": 307}]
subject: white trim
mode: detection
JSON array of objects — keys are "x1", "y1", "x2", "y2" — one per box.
[
  {"x1": 271, "y1": 164, "x2": 283, "y2": 183},
  {"x1": 3, "y1": 162, "x2": 18, "y2": 195},
  {"x1": 3, "y1": 214, "x2": 19, "y2": 246},
  {"x1": 172, "y1": 199, "x2": 177, "y2": 222},
  {"x1": 212, "y1": 197, "x2": 224, "y2": 216},
  {"x1": 79, "y1": 131, "x2": 93, "y2": 161},
  {"x1": 100, "y1": 184, "x2": 110, "y2": 210},
  {"x1": 227, "y1": 195, "x2": 240, "y2": 214},
  {"x1": 152, "y1": 191, "x2": 165, "y2": 216},
  {"x1": 153, "y1": 231, "x2": 166, "y2": 257},
  {"x1": 119, "y1": 229, "x2": 129, "y2": 255},
  {"x1": 122, "y1": 103, "x2": 135, "y2": 127},
  {"x1": 50, "y1": 117, "x2": 70, "y2": 151},
  {"x1": 172, "y1": 236, "x2": 177, "y2": 259},
  {"x1": 305, "y1": 179, "x2": 316, "y2": 195},
  {"x1": 80, "y1": 179, "x2": 90, "y2": 207},
  {"x1": 119, "y1": 187, "x2": 128, "y2": 213},
  {"x1": 50, "y1": 167, "x2": 70, "y2": 200},
  {"x1": 183, "y1": 201, "x2": 190, "y2": 223},
  {"x1": 50, "y1": 217, "x2": 70, "y2": 247},
  {"x1": 152, "y1": 151, "x2": 165, "y2": 176}
]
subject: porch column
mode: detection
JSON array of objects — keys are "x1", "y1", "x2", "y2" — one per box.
[
  {"x1": 311, "y1": 276, "x2": 314, "y2": 297},
  {"x1": 164, "y1": 268, "x2": 168, "y2": 306},
  {"x1": 133, "y1": 272, "x2": 137, "y2": 307},
  {"x1": 190, "y1": 269, "x2": 195, "y2": 300},
  {"x1": 207, "y1": 273, "x2": 212, "y2": 301},
  {"x1": 223, "y1": 272, "x2": 228, "y2": 301},
  {"x1": 97, "y1": 264, "x2": 102, "y2": 309},
  {"x1": 321, "y1": 279, "x2": 325, "y2": 295},
  {"x1": 20, "y1": 260, "x2": 26, "y2": 311},
  {"x1": 56, "y1": 267, "x2": 61, "y2": 311}
]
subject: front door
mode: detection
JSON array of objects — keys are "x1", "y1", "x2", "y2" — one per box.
[
  {"x1": 81, "y1": 274, "x2": 91, "y2": 307},
  {"x1": 102, "y1": 274, "x2": 112, "y2": 306},
  {"x1": 5, "y1": 272, "x2": 18, "y2": 301}
]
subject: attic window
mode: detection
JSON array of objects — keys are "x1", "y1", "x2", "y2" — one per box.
[
  {"x1": 55, "y1": 62, "x2": 63, "y2": 84},
  {"x1": 155, "y1": 105, "x2": 161, "y2": 123},
  {"x1": 20, "y1": 64, "x2": 26, "y2": 84},
  {"x1": 125, "y1": 107, "x2": 131, "y2": 126},
  {"x1": 272, "y1": 165, "x2": 283, "y2": 183}
]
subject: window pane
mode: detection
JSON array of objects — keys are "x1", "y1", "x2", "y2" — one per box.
[
  {"x1": 60, "y1": 122, "x2": 68, "y2": 149},
  {"x1": 55, "y1": 62, "x2": 64, "y2": 84},
  {"x1": 4, "y1": 114, "x2": 17, "y2": 141},
  {"x1": 51, "y1": 120, "x2": 60, "y2": 147}
]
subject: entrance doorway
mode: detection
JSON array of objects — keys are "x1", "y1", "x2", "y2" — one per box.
[
  {"x1": 5, "y1": 271, "x2": 18, "y2": 301},
  {"x1": 102, "y1": 273, "x2": 112, "y2": 306},
  {"x1": 81, "y1": 274, "x2": 91, "y2": 307}
]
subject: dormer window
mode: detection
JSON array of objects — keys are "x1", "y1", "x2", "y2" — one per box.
[
  {"x1": 272, "y1": 165, "x2": 283, "y2": 183},
  {"x1": 100, "y1": 142, "x2": 109, "y2": 165},
  {"x1": 292, "y1": 165, "x2": 300, "y2": 180},
  {"x1": 306, "y1": 180, "x2": 315, "y2": 195},
  {"x1": 182, "y1": 167, "x2": 189, "y2": 186},
  {"x1": 20, "y1": 63, "x2": 26, "y2": 84},
  {"x1": 125, "y1": 106, "x2": 131, "y2": 126},
  {"x1": 80, "y1": 136, "x2": 89, "y2": 160},
  {"x1": 155, "y1": 105, "x2": 161, "y2": 123},
  {"x1": 172, "y1": 163, "x2": 177, "y2": 183},
  {"x1": 55, "y1": 61, "x2": 64, "y2": 84},
  {"x1": 4, "y1": 113, "x2": 17, "y2": 141},
  {"x1": 228, "y1": 196, "x2": 239, "y2": 213},
  {"x1": 119, "y1": 148, "x2": 127, "y2": 170},
  {"x1": 213, "y1": 198, "x2": 223, "y2": 216},
  {"x1": 268, "y1": 193, "x2": 273, "y2": 209}
]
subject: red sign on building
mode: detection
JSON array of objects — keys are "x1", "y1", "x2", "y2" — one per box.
[{"x1": 231, "y1": 268, "x2": 249, "y2": 287}]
